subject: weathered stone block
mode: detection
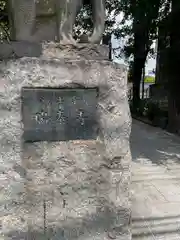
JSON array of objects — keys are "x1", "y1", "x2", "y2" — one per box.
[
  {"x1": 12, "y1": 41, "x2": 42, "y2": 58},
  {"x1": 0, "y1": 47, "x2": 131, "y2": 239},
  {"x1": 42, "y1": 43, "x2": 110, "y2": 60},
  {"x1": 0, "y1": 41, "x2": 42, "y2": 60},
  {"x1": 0, "y1": 42, "x2": 109, "y2": 60},
  {"x1": 0, "y1": 43, "x2": 13, "y2": 59}
]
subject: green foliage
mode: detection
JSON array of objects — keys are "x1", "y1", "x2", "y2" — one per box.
[
  {"x1": 127, "y1": 61, "x2": 133, "y2": 82},
  {"x1": 144, "y1": 76, "x2": 155, "y2": 83},
  {"x1": 117, "y1": 0, "x2": 172, "y2": 102},
  {"x1": 129, "y1": 99, "x2": 147, "y2": 117},
  {"x1": 145, "y1": 100, "x2": 161, "y2": 121},
  {"x1": 75, "y1": 0, "x2": 121, "y2": 38},
  {"x1": 130, "y1": 98, "x2": 168, "y2": 127},
  {"x1": 0, "y1": 0, "x2": 6, "y2": 11},
  {"x1": 118, "y1": 0, "x2": 164, "y2": 59},
  {"x1": 145, "y1": 99, "x2": 168, "y2": 128},
  {"x1": 0, "y1": 0, "x2": 9, "y2": 41}
]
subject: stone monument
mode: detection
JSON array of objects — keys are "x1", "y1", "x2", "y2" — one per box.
[
  {"x1": 0, "y1": 1, "x2": 132, "y2": 239},
  {"x1": 8, "y1": 0, "x2": 105, "y2": 43}
]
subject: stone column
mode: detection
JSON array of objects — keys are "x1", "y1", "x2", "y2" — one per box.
[{"x1": 0, "y1": 42, "x2": 132, "y2": 240}]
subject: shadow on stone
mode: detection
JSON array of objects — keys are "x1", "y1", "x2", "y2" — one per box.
[{"x1": 6, "y1": 205, "x2": 130, "y2": 240}]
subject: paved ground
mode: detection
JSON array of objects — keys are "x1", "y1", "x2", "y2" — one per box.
[{"x1": 131, "y1": 120, "x2": 180, "y2": 240}]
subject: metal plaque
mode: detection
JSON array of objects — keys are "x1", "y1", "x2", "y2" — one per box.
[{"x1": 21, "y1": 87, "x2": 98, "y2": 142}]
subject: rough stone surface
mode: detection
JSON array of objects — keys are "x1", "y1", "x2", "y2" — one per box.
[
  {"x1": 8, "y1": 0, "x2": 105, "y2": 44},
  {"x1": 0, "y1": 50, "x2": 131, "y2": 239},
  {"x1": 8, "y1": 0, "x2": 57, "y2": 42},
  {"x1": 42, "y1": 43, "x2": 109, "y2": 60},
  {"x1": 11, "y1": 41, "x2": 42, "y2": 58},
  {"x1": 0, "y1": 42, "x2": 109, "y2": 60},
  {"x1": 0, "y1": 43, "x2": 13, "y2": 59},
  {"x1": 0, "y1": 41, "x2": 42, "y2": 60}
]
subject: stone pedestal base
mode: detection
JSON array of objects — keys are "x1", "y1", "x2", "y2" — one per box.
[
  {"x1": 0, "y1": 47, "x2": 131, "y2": 239},
  {"x1": 0, "y1": 41, "x2": 109, "y2": 60}
]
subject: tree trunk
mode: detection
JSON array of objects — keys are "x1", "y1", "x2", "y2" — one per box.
[
  {"x1": 167, "y1": 57, "x2": 180, "y2": 133},
  {"x1": 166, "y1": 3, "x2": 180, "y2": 133},
  {"x1": 132, "y1": 56, "x2": 146, "y2": 107},
  {"x1": 167, "y1": 93, "x2": 180, "y2": 133},
  {"x1": 131, "y1": 16, "x2": 149, "y2": 108},
  {"x1": 132, "y1": 58, "x2": 142, "y2": 104}
]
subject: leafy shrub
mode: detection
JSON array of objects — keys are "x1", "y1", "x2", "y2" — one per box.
[
  {"x1": 130, "y1": 99, "x2": 148, "y2": 117},
  {"x1": 144, "y1": 99, "x2": 168, "y2": 121},
  {"x1": 130, "y1": 98, "x2": 168, "y2": 122}
]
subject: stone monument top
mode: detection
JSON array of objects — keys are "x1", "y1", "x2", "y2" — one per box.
[{"x1": 8, "y1": 0, "x2": 105, "y2": 45}]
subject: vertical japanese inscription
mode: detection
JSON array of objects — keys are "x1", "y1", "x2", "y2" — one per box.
[{"x1": 21, "y1": 88, "x2": 98, "y2": 142}]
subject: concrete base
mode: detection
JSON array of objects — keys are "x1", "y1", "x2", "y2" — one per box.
[{"x1": 0, "y1": 46, "x2": 131, "y2": 239}]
